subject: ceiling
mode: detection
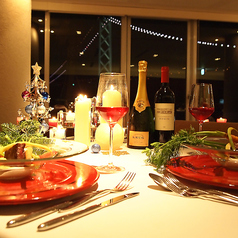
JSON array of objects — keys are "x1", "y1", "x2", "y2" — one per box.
[{"x1": 33, "y1": 0, "x2": 238, "y2": 16}]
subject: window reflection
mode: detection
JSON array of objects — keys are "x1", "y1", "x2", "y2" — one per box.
[
  {"x1": 31, "y1": 11, "x2": 45, "y2": 72},
  {"x1": 130, "y1": 18, "x2": 187, "y2": 120},
  {"x1": 198, "y1": 20, "x2": 238, "y2": 121},
  {"x1": 31, "y1": 12, "x2": 121, "y2": 116}
]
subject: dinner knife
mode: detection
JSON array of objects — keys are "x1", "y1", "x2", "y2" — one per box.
[
  {"x1": 6, "y1": 200, "x2": 74, "y2": 228},
  {"x1": 6, "y1": 189, "x2": 117, "y2": 228},
  {"x1": 37, "y1": 192, "x2": 140, "y2": 231}
]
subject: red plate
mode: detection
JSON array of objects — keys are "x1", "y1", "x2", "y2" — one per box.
[
  {"x1": 0, "y1": 161, "x2": 99, "y2": 205},
  {"x1": 166, "y1": 154, "x2": 238, "y2": 189}
]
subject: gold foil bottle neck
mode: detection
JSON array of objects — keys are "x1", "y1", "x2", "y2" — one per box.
[{"x1": 138, "y1": 60, "x2": 147, "y2": 72}]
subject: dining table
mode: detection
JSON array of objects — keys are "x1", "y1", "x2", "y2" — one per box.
[{"x1": 1, "y1": 142, "x2": 238, "y2": 238}]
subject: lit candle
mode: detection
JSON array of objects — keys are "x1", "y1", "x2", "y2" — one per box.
[
  {"x1": 48, "y1": 117, "x2": 58, "y2": 127},
  {"x1": 103, "y1": 85, "x2": 121, "y2": 107},
  {"x1": 217, "y1": 117, "x2": 227, "y2": 123},
  {"x1": 101, "y1": 85, "x2": 122, "y2": 125},
  {"x1": 66, "y1": 110, "x2": 75, "y2": 121},
  {"x1": 49, "y1": 126, "x2": 66, "y2": 139},
  {"x1": 74, "y1": 95, "x2": 91, "y2": 146},
  {"x1": 95, "y1": 123, "x2": 124, "y2": 150}
]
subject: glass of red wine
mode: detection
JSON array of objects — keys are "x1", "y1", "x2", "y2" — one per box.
[
  {"x1": 96, "y1": 72, "x2": 129, "y2": 173},
  {"x1": 189, "y1": 83, "x2": 214, "y2": 131}
]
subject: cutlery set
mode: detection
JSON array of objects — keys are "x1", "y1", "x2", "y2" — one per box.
[
  {"x1": 6, "y1": 171, "x2": 138, "y2": 231},
  {"x1": 7, "y1": 169, "x2": 238, "y2": 231},
  {"x1": 149, "y1": 171, "x2": 238, "y2": 205}
]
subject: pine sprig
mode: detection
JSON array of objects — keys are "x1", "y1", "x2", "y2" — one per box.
[
  {"x1": 143, "y1": 127, "x2": 227, "y2": 171},
  {"x1": 0, "y1": 120, "x2": 49, "y2": 146}
]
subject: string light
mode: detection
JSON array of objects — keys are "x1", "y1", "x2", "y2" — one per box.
[{"x1": 79, "y1": 16, "x2": 236, "y2": 56}]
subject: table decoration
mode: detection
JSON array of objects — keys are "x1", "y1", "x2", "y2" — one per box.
[
  {"x1": 48, "y1": 117, "x2": 58, "y2": 127},
  {"x1": 49, "y1": 126, "x2": 66, "y2": 139},
  {"x1": 57, "y1": 110, "x2": 75, "y2": 128},
  {"x1": 19, "y1": 62, "x2": 53, "y2": 132},
  {"x1": 144, "y1": 126, "x2": 238, "y2": 170},
  {"x1": 95, "y1": 123, "x2": 124, "y2": 150},
  {"x1": 74, "y1": 95, "x2": 91, "y2": 146},
  {"x1": 217, "y1": 117, "x2": 227, "y2": 123}
]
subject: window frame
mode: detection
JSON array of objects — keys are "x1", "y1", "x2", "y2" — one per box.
[{"x1": 32, "y1": 2, "x2": 238, "y2": 120}]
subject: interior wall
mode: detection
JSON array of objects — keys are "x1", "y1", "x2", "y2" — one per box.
[{"x1": 0, "y1": 0, "x2": 31, "y2": 125}]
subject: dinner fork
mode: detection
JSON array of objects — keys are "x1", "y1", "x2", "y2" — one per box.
[
  {"x1": 6, "y1": 171, "x2": 136, "y2": 227},
  {"x1": 164, "y1": 171, "x2": 238, "y2": 202},
  {"x1": 59, "y1": 171, "x2": 136, "y2": 212},
  {"x1": 161, "y1": 174, "x2": 238, "y2": 205}
]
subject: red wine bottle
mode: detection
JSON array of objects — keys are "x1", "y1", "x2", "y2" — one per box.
[
  {"x1": 154, "y1": 66, "x2": 175, "y2": 143},
  {"x1": 127, "y1": 60, "x2": 155, "y2": 149}
]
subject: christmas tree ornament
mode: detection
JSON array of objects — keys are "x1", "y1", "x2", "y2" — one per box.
[
  {"x1": 25, "y1": 104, "x2": 33, "y2": 114},
  {"x1": 37, "y1": 104, "x2": 46, "y2": 114},
  {"x1": 19, "y1": 62, "x2": 54, "y2": 132},
  {"x1": 91, "y1": 143, "x2": 101, "y2": 153},
  {"x1": 40, "y1": 120, "x2": 49, "y2": 133},
  {"x1": 41, "y1": 91, "x2": 49, "y2": 100},
  {"x1": 21, "y1": 90, "x2": 30, "y2": 100}
]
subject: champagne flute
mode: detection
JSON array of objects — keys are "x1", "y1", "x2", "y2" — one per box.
[
  {"x1": 96, "y1": 73, "x2": 129, "y2": 173},
  {"x1": 189, "y1": 83, "x2": 215, "y2": 131}
]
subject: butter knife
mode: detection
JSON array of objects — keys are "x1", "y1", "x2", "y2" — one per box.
[{"x1": 37, "y1": 192, "x2": 140, "y2": 231}]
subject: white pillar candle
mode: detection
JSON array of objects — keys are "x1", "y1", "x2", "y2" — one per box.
[
  {"x1": 95, "y1": 123, "x2": 124, "y2": 150},
  {"x1": 66, "y1": 110, "x2": 75, "y2": 121},
  {"x1": 49, "y1": 126, "x2": 66, "y2": 139},
  {"x1": 55, "y1": 126, "x2": 66, "y2": 139},
  {"x1": 74, "y1": 95, "x2": 91, "y2": 146},
  {"x1": 101, "y1": 85, "x2": 122, "y2": 125},
  {"x1": 102, "y1": 85, "x2": 121, "y2": 107}
]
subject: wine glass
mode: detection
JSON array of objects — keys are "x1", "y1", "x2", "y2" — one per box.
[
  {"x1": 96, "y1": 72, "x2": 129, "y2": 173},
  {"x1": 189, "y1": 83, "x2": 214, "y2": 131}
]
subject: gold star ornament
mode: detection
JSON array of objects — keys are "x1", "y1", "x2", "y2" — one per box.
[{"x1": 32, "y1": 62, "x2": 42, "y2": 76}]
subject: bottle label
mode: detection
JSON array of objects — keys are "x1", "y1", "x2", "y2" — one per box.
[
  {"x1": 155, "y1": 103, "x2": 175, "y2": 130},
  {"x1": 129, "y1": 131, "x2": 149, "y2": 147},
  {"x1": 134, "y1": 100, "x2": 150, "y2": 113}
]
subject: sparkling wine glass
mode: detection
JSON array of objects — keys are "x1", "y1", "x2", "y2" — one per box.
[
  {"x1": 96, "y1": 72, "x2": 129, "y2": 173},
  {"x1": 189, "y1": 83, "x2": 215, "y2": 131}
]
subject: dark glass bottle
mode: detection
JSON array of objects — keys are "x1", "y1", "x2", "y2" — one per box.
[
  {"x1": 127, "y1": 60, "x2": 155, "y2": 149},
  {"x1": 154, "y1": 66, "x2": 175, "y2": 143}
]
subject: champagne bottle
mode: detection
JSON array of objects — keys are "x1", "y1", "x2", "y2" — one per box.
[
  {"x1": 127, "y1": 60, "x2": 155, "y2": 149},
  {"x1": 154, "y1": 66, "x2": 175, "y2": 143}
]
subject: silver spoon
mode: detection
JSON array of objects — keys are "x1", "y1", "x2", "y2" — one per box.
[{"x1": 149, "y1": 173, "x2": 170, "y2": 191}]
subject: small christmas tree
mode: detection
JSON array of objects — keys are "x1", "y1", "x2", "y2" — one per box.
[{"x1": 20, "y1": 62, "x2": 53, "y2": 132}]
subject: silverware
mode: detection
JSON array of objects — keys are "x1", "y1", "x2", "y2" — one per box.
[
  {"x1": 149, "y1": 173, "x2": 170, "y2": 190},
  {"x1": 161, "y1": 173, "x2": 238, "y2": 205},
  {"x1": 150, "y1": 172, "x2": 238, "y2": 205},
  {"x1": 165, "y1": 171, "x2": 238, "y2": 202},
  {"x1": 6, "y1": 171, "x2": 136, "y2": 227},
  {"x1": 59, "y1": 171, "x2": 136, "y2": 212},
  {"x1": 6, "y1": 200, "x2": 74, "y2": 228},
  {"x1": 37, "y1": 192, "x2": 140, "y2": 231}
]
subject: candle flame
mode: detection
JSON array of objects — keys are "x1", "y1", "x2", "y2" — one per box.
[
  {"x1": 110, "y1": 85, "x2": 114, "y2": 90},
  {"x1": 76, "y1": 94, "x2": 87, "y2": 101}
]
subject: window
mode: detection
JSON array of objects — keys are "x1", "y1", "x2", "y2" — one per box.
[
  {"x1": 130, "y1": 18, "x2": 187, "y2": 119},
  {"x1": 197, "y1": 20, "x2": 238, "y2": 121},
  {"x1": 31, "y1": 11, "x2": 121, "y2": 116}
]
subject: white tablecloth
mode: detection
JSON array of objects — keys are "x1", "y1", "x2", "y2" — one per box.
[{"x1": 0, "y1": 144, "x2": 238, "y2": 238}]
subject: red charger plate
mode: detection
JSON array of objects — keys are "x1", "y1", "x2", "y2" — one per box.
[
  {"x1": 0, "y1": 160, "x2": 99, "y2": 205},
  {"x1": 166, "y1": 154, "x2": 238, "y2": 189}
]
